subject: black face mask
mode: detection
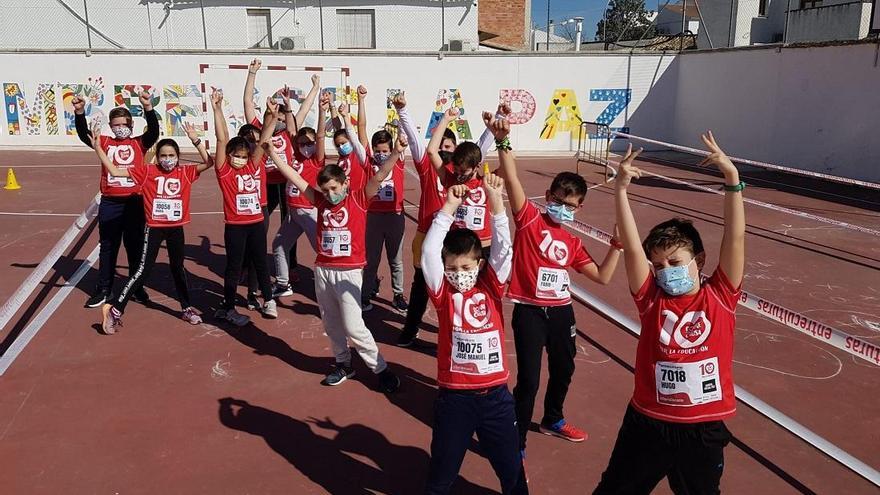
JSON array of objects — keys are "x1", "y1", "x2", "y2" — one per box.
[{"x1": 438, "y1": 150, "x2": 454, "y2": 164}]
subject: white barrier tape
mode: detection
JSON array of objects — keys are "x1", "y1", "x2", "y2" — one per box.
[
  {"x1": 0, "y1": 193, "x2": 100, "y2": 333},
  {"x1": 640, "y1": 168, "x2": 880, "y2": 237},
  {"x1": 528, "y1": 199, "x2": 880, "y2": 367},
  {"x1": 569, "y1": 283, "x2": 880, "y2": 488},
  {"x1": 613, "y1": 131, "x2": 880, "y2": 191}
]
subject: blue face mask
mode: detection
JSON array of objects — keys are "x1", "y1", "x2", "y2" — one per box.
[
  {"x1": 338, "y1": 142, "x2": 353, "y2": 157},
  {"x1": 327, "y1": 187, "x2": 348, "y2": 205},
  {"x1": 546, "y1": 203, "x2": 575, "y2": 223},
  {"x1": 655, "y1": 259, "x2": 696, "y2": 296}
]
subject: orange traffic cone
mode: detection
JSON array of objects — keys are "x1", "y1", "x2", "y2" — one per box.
[{"x1": 4, "y1": 168, "x2": 21, "y2": 190}]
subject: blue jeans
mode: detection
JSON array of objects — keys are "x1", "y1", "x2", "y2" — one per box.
[{"x1": 426, "y1": 385, "x2": 529, "y2": 494}]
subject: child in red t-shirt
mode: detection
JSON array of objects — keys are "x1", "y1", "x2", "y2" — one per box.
[
  {"x1": 264, "y1": 100, "x2": 407, "y2": 393},
  {"x1": 595, "y1": 133, "x2": 745, "y2": 494},
  {"x1": 421, "y1": 170, "x2": 527, "y2": 494},
  {"x1": 95, "y1": 122, "x2": 214, "y2": 334}
]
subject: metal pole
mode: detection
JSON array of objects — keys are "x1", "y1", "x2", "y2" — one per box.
[
  {"x1": 603, "y1": 0, "x2": 610, "y2": 50},
  {"x1": 199, "y1": 0, "x2": 208, "y2": 50},
  {"x1": 319, "y1": 0, "x2": 325, "y2": 50},
  {"x1": 679, "y1": 0, "x2": 686, "y2": 51},
  {"x1": 727, "y1": 0, "x2": 736, "y2": 47},
  {"x1": 146, "y1": 3, "x2": 154, "y2": 49},
  {"x1": 782, "y1": 0, "x2": 791, "y2": 44},
  {"x1": 574, "y1": 16, "x2": 583, "y2": 50},
  {"x1": 546, "y1": 0, "x2": 551, "y2": 51},
  {"x1": 441, "y1": 0, "x2": 445, "y2": 50},
  {"x1": 82, "y1": 0, "x2": 92, "y2": 50},
  {"x1": 692, "y1": 0, "x2": 713, "y2": 48}
]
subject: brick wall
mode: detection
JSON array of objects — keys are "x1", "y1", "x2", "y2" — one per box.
[{"x1": 479, "y1": 0, "x2": 530, "y2": 50}]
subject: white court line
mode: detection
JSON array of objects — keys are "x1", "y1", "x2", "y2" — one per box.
[
  {"x1": 3, "y1": 164, "x2": 99, "y2": 168},
  {"x1": 0, "y1": 245, "x2": 99, "y2": 376},
  {"x1": 0, "y1": 212, "x2": 80, "y2": 217}
]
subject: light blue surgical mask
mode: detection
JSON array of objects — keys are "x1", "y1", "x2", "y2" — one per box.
[
  {"x1": 327, "y1": 187, "x2": 348, "y2": 205},
  {"x1": 546, "y1": 203, "x2": 575, "y2": 223},
  {"x1": 338, "y1": 142, "x2": 353, "y2": 157},
  {"x1": 655, "y1": 259, "x2": 696, "y2": 296}
]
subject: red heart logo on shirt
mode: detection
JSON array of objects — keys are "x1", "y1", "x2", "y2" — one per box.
[
  {"x1": 469, "y1": 298, "x2": 488, "y2": 322},
  {"x1": 552, "y1": 245, "x2": 568, "y2": 262},
  {"x1": 165, "y1": 179, "x2": 181, "y2": 196},
  {"x1": 272, "y1": 136, "x2": 285, "y2": 149},
  {"x1": 241, "y1": 175, "x2": 255, "y2": 191},
  {"x1": 680, "y1": 319, "x2": 706, "y2": 344},
  {"x1": 116, "y1": 147, "x2": 132, "y2": 161}
]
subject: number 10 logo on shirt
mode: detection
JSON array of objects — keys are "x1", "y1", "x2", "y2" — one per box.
[
  {"x1": 452, "y1": 292, "x2": 491, "y2": 329},
  {"x1": 659, "y1": 310, "x2": 712, "y2": 349}
]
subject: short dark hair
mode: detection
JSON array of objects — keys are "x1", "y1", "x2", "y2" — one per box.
[
  {"x1": 550, "y1": 172, "x2": 588, "y2": 202},
  {"x1": 333, "y1": 128, "x2": 348, "y2": 141},
  {"x1": 443, "y1": 128, "x2": 456, "y2": 144},
  {"x1": 226, "y1": 136, "x2": 251, "y2": 156},
  {"x1": 441, "y1": 228, "x2": 483, "y2": 263},
  {"x1": 237, "y1": 124, "x2": 259, "y2": 140},
  {"x1": 318, "y1": 164, "x2": 347, "y2": 185},
  {"x1": 296, "y1": 127, "x2": 317, "y2": 140},
  {"x1": 155, "y1": 138, "x2": 180, "y2": 157},
  {"x1": 371, "y1": 130, "x2": 393, "y2": 148},
  {"x1": 642, "y1": 218, "x2": 704, "y2": 258},
  {"x1": 451, "y1": 142, "x2": 481, "y2": 170},
  {"x1": 108, "y1": 107, "x2": 133, "y2": 127}
]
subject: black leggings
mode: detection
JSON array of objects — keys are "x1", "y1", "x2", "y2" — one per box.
[
  {"x1": 97, "y1": 195, "x2": 145, "y2": 294},
  {"x1": 113, "y1": 225, "x2": 191, "y2": 313},
  {"x1": 225, "y1": 222, "x2": 272, "y2": 310}
]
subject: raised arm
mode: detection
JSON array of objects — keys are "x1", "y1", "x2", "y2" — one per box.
[
  {"x1": 364, "y1": 132, "x2": 407, "y2": 198},
  {"x1": 90, "y1": 123, "x2": 128, "y2": 177},
  {"x1": 615, "y1": 145, "x2": 650, "y2": 293},
  {"x1": 339, "y1": 103, "x2": 366, "y2": 164},
  {"x1": 483, "y1": 172, "x2": 513, "y2": 283},
  {"x1": 293, "y1": 74, "x2": 321, "y2": 134},
  {"x1": 356, "y1": 85, "x2": 370, "y2": 149},
  {"x1": 280, "y1": 85, "x2": 297, "y2": 133},
  {"x1": 212, "y1": 90, "x2": 229, "y2": 170},
  {"x1": 422, "y1": 185, "x2": 469, "y2": 293},
  {"x1": 264, "y1": 141, "x2": 317, "y2": 205},
  {"x1": 486, "y1": 114, "x2": 526, "y2": 214},
  {"x1": 427, "y1": 108, "x2": 458, "y2": 180},
  {"x1": 701, "y1": 131, "x2": 745, "y2": 287},
  {"x1": 71, "y1": 96, "x2": 93, "y2": 149},
  {"x1": 315, "y1": 91, "x2": 330, "y2": 163},
  {"x1": 243, "y1": 58, "x2": 261, "y2": 125},
  {"x1": 138, "y1": 91, "x2": 160, "y2": 149},
  {"x1": 578, "y1": 225, "x2": 622, "y2": 285},
  {"x1": 184, "y1": 122, "x2": 214, "y2": 173},
  {"x1": 254, "y1": 99, "x2": 278, "y2": 163},
  {"x1": 393, "y1": 92, "x2": 424, "y2": 163}
]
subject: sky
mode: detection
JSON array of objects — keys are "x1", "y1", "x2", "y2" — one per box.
[{"x1": 529, "y1": 0, "x2": 663, "y2": 41}]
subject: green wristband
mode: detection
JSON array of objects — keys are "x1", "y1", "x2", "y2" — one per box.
[
  {"x1": 722, "y1": 181, "x2": 746, "y2": 192},
  {"x1": 495, "y1": 137, "x2": 512, "y2": 151}
]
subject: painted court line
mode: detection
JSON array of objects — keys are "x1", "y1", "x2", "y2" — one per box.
[{"x1": 0, "y1": 245, "x2": 99, "y2": 376}]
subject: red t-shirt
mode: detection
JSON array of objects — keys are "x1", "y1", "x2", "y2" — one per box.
[
  {"x1": 508, "y1": 201, "x2": 594, "y2": 306},
  {"x1": 429, "y1": 267, "x2": 510, "y2": 390},
  {"x1": 415, "y1": 155, "x2": 447, "y2": 234},
  {"x1": 442, "y1": 166, "x2": 493, "y2": 242},
  {"x1": 367, "y1": 153, "x2": 405, "y2": 213},
  {"x1": 250, "y1": 117, "x2": 290, "y2": 185},
  {"x1": 99, "y1": 137, "x2": 146, "y2": 197},
  {"x1": 129, "y1": 163, "x2": 200, "y2": 228},
  {"x1": 315, "y1": 188, "x2": 370, "y2": 268},
  {"x1": 337, "y1": 151, "x2": 367, "y2": 192},
  {"x1": 215, "y1": 159, "x2": 264, "y2": 225},
  {"x1": 630, "y1": 269, "x2": 741, "y2": 423},
  {"x1": 286, "y1": 157, "x2": 322, "y2": 210}
]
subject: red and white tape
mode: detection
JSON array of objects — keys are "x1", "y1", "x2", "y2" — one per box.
[
  {"x1": 529, "y1": 199, "x2": 880, "y2": 367},
  {"x1": 613, "y1": 131, "x2": 880, "y2": 191}
]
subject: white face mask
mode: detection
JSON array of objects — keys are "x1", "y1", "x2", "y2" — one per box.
[
  {"x1": 231, "y1": 156, "x2": 248, "y2": 168},
  {"x1": 111, "y1": 125, "x2": 132, "y2": 139},
  {"x1": 444, "y1": 268, "x2": 479, "y2": 293},
  {"x1": 158, "y1": 157, "x2": 178, "y2": 171}
]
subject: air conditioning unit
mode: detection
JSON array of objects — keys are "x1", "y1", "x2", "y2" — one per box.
[
  {"x1": 276, "y1": 36, "x2": 305, "y2": 50},
  {"x1": 447, "y1": 39, "x2": 476, "y2": 52}
]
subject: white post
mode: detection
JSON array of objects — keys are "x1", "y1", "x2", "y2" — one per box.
[{"x1": 574, "y1": 16, "x2": 584, "y2": 51}]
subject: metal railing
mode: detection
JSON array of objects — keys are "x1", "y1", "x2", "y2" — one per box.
[{"x1": 576, "y1": 121, "x2": 613, "y2": 181}]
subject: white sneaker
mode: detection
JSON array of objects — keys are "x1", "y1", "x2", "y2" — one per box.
[
  {"x1": 224, "y1": 309, "x2": 251, "y2": 327},
  {"x1": 272, "y1": 284, "x2": 294, "y2": 298},
  {"x1": 262, "y1": 300, "x2": 278, "y2": 319}
]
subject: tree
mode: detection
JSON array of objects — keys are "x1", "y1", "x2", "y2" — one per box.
[{"x1": 596, "y1": 0, "x2": 656, "y2": 42}]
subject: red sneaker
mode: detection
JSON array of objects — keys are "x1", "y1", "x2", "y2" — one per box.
[{"x1": 539, "y1": 420, "x2": 587, "y2": 442}]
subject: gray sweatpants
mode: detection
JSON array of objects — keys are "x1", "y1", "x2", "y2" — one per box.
[
  {"x1": 363, "y1": 211, "x2": 406, "y2": 297},
  {"x1": 314, "y1": 266, "x2": 388, "y2": 374},
  {"x1": 273, "y1": 206, "x2": 318, "y2": 286}
]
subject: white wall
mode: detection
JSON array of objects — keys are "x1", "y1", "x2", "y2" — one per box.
[
  {"x1": 0, "y1": 51, "x2": 676, "y2": 153},
  {"x1": 671, "y1": 42, "x2": 880, "y2": 182}
]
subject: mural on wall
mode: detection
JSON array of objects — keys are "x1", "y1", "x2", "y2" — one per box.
[
  {"x1": 591, "y1": 88, "x2": 631, "y2": 136},
  {"x1": 426, "y1": 89, "x2": 472, "y2": 140},
  {"x1": 164, "y1": 85, "x2": 203, "y2": 137},
  {"x1": 61, "y1": 77, "x2": 105, "y2": 135},
  {"x1": 499, "y1": 89, "x2": 536, "y2": 125},
  {"x1": 4, "y1": 82, "x2": 59, "y2": 136},
  {"x1": 385, "y1": 88, "x2": 402, "y2": 137},
  {"x1": 540, "y1": 89, "x2": 582, "y2": 140}
]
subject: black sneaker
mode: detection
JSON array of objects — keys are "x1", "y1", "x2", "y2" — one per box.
[
  {"x1": 378, "y1": 369, "x2": 400, "y2": 393},
  {"x1": 396, "y1": 329, "x2": 419, "y2": 348},
  {"x1": 370, "y1": 277, "x2": 381, "y2": 300},
  {"x1": 132, "y1": 287, "x2": 150, "y2": 304},
  {"x1": 392, "y1": 293, "x2": 409, "y2": 315},
  {"x1": 246, "y1": 292, "x2": 260, "y2": 311},
  {"x1": 84, "y1": 291, "x2": 110, "y2": 308},
  {"x1": 323, "y1": 364, "x2": 355, "y2": 386},
  {"x1": 361, "y1": 298, "x2": 374, "y2": 312},
  {"x1": 272, "y1": 283, "x2": 294, "y2": 298}
]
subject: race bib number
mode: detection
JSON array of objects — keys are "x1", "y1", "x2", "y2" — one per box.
[
  {"x1": 655, "y1": 357, "x2": 721, "y2": 407},
  {"x1": 236, "y1": 193, "x2": 261, "y2": 215},
  {"x1": 321, "y1": 229, "x2": 351, "y2": 257},
  {"x1": 375, "y1": 179, "x2": 395, "y2": 202},
  {"x1": 450, "y1": 330, "x2": 503, "y2": 375},
  {"x1": 536, "y1": 267, "x2": 570, "y2": 299},
  {"x1": 454, "y1": 205, "x2": 486, "y2": 230},
  {"x1": 264, "y1": 158, "x2": 277, "y2": 171},
  {"x1": 107, "y1": 172, "x2": 136, "y2": 188},
  {"x1": 152, "y1": 199, "x2": 183, "y2": 222}
]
